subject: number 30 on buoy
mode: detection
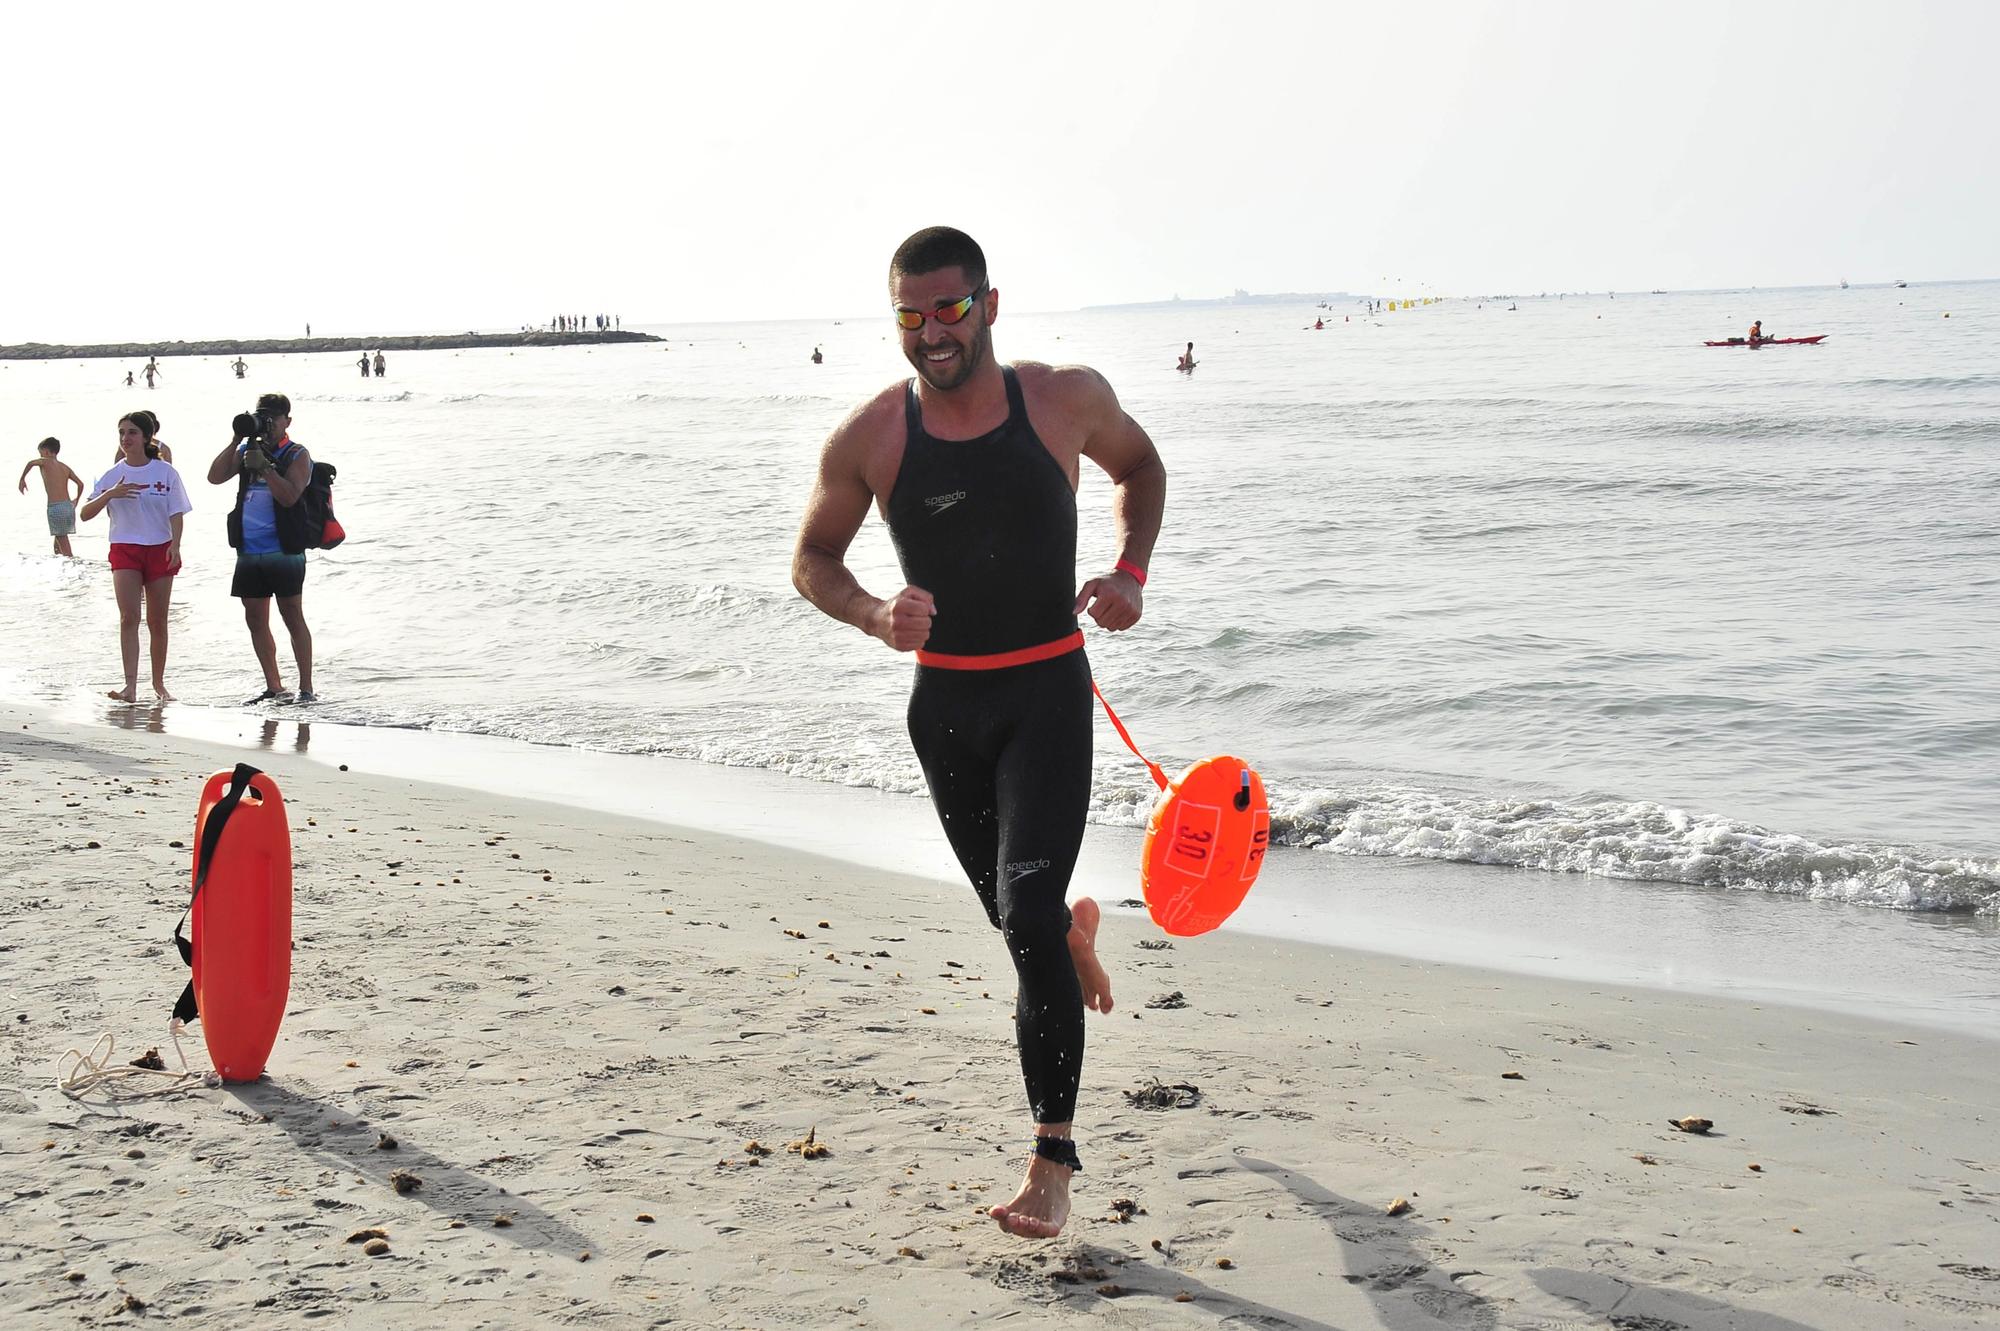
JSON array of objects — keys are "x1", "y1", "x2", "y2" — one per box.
[{"x1": 1094, "y1": 684, "x2": 1271, "y2": 937}]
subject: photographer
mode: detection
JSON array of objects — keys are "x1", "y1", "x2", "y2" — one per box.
[{"x1": 206, "y1": 392, "x2": 317, "y2": 704}]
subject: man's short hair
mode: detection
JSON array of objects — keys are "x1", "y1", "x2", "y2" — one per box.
[
  {"x1": 890, "y1": 227, "x2": 987, "y2": 291},
  {"x1": 256, "y1": 393, "x2": 292, "y2": 417},
  {"x1": 38, "y1": 436, "x2": 59, "y2": 454}
]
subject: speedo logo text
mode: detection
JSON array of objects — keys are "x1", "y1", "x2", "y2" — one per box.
[{"x1": 925, "y1": 490, "x2": 967, "y2": 514}]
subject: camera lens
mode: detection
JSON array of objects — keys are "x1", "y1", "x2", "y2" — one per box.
[{"x1": 233, "y1": 412, "x2": 258, "y2": 437}]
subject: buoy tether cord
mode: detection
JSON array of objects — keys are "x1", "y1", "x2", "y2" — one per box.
[
  {"x1": 1091, "y1": 680, "x2": 1169, "y2": 792},
  {"x1": 55, "y1": 1025, "x2": 216, "y2": 1099}
]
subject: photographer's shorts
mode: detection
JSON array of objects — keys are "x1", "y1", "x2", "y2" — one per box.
[{"x1": 231, "y1": 552, "x2": 307, "y2": 600}]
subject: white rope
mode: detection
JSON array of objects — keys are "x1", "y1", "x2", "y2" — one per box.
[{"x1": 55, "y1": 1022, "x2": 221, "y2": 1100}]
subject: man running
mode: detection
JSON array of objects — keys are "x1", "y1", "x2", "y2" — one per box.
[{"x1": 792, "y1": 226, "x2": 1166, "y2": 1239}]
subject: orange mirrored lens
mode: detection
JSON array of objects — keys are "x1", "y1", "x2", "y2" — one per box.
[{"x1": 893, "y1": 291, "x2": 978, "y2": 330}]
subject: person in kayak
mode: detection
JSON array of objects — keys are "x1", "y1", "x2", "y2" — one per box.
[{"x1": 1748, "y1": 320, "x2": 1764, "y2": 343}]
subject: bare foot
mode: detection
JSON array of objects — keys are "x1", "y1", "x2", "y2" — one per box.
[
  {"x1": 1067, "y1": 897, "x2": 1113, "y2": 1014},
  {"x1": 151, "y1": 683, "x2": 174, "y2": 702},
  {"x1": 107, "y1": 686, "x2": 137, "y2": 703},
  {"x1": 989, "y1": 1153, "x2": 1073, "y2": 1239}
]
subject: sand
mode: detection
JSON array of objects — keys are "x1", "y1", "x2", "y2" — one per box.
[{"x1": 1, "y1": 703, "x2": 1996, "y2": 1329}]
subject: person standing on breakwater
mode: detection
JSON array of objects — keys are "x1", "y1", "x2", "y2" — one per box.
[
  {"x1": 80, "y1": 413, "x2": 192, "y2": 702},
  {"x1": 19, "y1": 437, "x2": 84, "y2": 557},
  {"x1": 792, "y1": 226, "x2": 1166, "y2": 1240},
  {"x1": 372, "y1": 350, "x2": 386, "y2": 378},
  {"x1": 207, "y1": 392, "x2": 317, "y2": 704}
]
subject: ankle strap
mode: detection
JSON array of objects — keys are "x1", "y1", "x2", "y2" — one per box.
[{"x1": 1033, "y1": 1135, "x2": 1083, "y2": 1173}]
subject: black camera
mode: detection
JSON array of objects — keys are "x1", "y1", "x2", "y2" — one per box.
[{"x1": 232, "y1": 409, "x2": 277, "y2": 444}]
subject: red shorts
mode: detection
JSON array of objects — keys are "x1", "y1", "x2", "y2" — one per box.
[{"x1": 109, "y1": 541, "x2": 182, "y2": 583}]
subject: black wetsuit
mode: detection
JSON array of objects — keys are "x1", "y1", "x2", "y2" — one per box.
[{"x1": 887, "y1": 366, "x2": 1091, "y2": 1125}]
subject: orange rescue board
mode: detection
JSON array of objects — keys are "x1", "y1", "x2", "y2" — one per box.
[{"x1": 190, "y1": 769, "x2": 293, "y2": 1081}]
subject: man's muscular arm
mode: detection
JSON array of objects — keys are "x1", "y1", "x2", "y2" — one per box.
[
  {"x1": 207, "y1": 435, "x2": 241, "y2": 485},
  {"x1": 791, "y1": 406, "x2": 934, "y2": 651},
  {"x1": 1068, "y1": 367, "x2": 1166, "y2": 631},
  {"x1": 265, "y1": 447, "x2": 312, "y2": 507}
]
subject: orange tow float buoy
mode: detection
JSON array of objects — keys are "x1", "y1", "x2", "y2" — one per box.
[
  {"x1": 173, "y1": 763, "x2": 293, "y2": 1082},
  {"x1": 1093, "y1": 684, "x2": 1270, "y2": 936},
  {"x1": 1142, "y1": 756, "x2": 1270, "y2": 936}
]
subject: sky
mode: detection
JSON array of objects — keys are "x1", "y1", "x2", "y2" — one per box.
[{"x1": 2, "y1": 1, "x2": 1994, "y2": 342}]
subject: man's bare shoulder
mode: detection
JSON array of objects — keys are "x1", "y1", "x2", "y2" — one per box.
[
  {"x1": 1015, "y1": 358, "x2": 1114, "y2": 395},
  {"x1": 1013, "y1": 360, "x2": 1118, "y2": 414},
  {"x1": 825, "y1": 380, "x2": 909, "y2": 452}
]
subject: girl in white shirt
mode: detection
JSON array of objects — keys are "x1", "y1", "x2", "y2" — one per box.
[{"x1": 80, "y1": 413, "x2": 193, "y2": 702}]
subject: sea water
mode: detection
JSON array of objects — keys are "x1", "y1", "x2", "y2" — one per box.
[{"x1": 2, "y1": 281, "x2": 1995, "y2": 1018}]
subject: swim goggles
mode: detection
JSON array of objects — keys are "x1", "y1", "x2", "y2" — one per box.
[{"x1": 893, "y1": 286, "x2": 987, "y2": 331}]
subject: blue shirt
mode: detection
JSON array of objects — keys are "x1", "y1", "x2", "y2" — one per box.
[{"x1": 238, "y1": 440, "x2": 301, "y2": 555}]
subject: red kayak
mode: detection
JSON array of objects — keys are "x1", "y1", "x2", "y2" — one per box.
[{"x1": 1704, "y1": 335, "x2": 1827, "y2": 347}]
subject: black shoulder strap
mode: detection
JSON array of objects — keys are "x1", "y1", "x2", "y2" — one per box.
[
  {"x1": 1001, "y1": 364, "x2": 1028, "y2": 423},
  {"x1": 172, "y1": 763, "x2": 263, "y2": 1025}
]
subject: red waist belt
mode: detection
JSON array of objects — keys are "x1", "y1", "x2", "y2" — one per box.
[{"x1": 916, "y1": 630, "x2": 1085, "y2": 671}]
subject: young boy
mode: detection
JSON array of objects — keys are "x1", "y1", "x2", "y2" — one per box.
[{"x1": 18, "y1": 437, "x2": 83, "y2": 556}]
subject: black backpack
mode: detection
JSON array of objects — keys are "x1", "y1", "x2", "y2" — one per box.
[
  {"x1": 229, "y1": 443, "x2": 345, "y2": 552},
  {"x1": 297, "y1": 460, "x2": 345, "y2": 550}
]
